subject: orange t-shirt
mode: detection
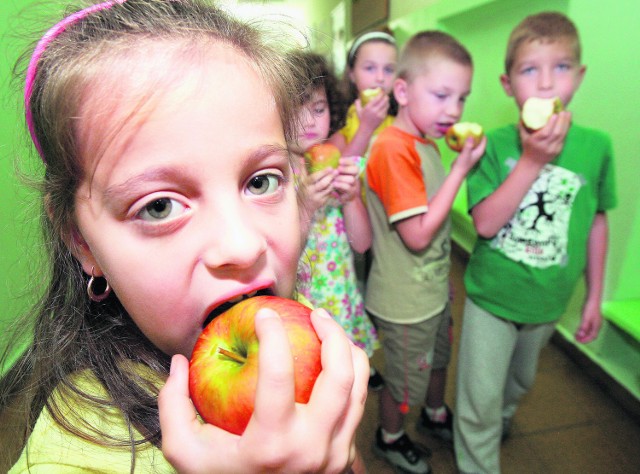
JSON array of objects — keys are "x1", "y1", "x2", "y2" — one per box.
[{"x1": 365, "y1": 126, "x2": 451, "y2": 323}]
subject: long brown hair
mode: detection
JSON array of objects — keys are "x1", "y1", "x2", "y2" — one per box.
[{"x1": 1, "y1": 0, "x2": 304, "y2": 470}]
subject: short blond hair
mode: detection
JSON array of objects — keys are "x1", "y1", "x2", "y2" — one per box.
[
  {"x1": 396, "y1": 30, "x2": 472, "y2": 83},
  {"x1": 505, "y1": 11, "x2": 581, "y2": 74}
]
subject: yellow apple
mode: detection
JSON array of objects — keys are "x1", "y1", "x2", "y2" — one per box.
[
  {"x1": 521, "y1": 97, "x2": 564, "y2": 131},
  {"x1": 445, "y1": 122, "x2": 484, "y2": 152},
  {"x1": 359, "y1": 87, "x2": 383, "y2": 106}
]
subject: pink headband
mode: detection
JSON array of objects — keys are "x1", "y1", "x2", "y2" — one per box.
[{"x1": 24, "y1": 0, "x2": 127, "y2": 162}]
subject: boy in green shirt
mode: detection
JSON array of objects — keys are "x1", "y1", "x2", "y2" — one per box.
[{"x1": 454, "y1": 12, "x2": 617, "y2": 474}]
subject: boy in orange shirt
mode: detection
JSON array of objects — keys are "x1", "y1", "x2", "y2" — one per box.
[{"x1": 365, "y1": 31, "x2": 485, "y2": 473}]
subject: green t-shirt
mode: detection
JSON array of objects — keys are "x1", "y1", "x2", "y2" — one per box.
[{"x1": 464, "y1": 123, "x2": 617, "y2": 324}]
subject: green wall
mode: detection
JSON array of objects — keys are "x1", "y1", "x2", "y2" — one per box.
[
  {"x1": 388, "y1": 0, "x2": 640, "y2": 301},
  {"x1": 387, "y1": 0, "x2": 640, "y2": 399},
  {"x1": 0, "y1": 0, "x2": 49, "y2": 364},
  {"x1": 1, "y1": 0, "x2": 638, "y2": 393},
  {"x1": 305, "y1": 0, "x2": 640, "y2": 399}
]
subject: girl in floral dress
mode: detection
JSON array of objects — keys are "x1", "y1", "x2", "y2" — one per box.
[{"x1": 291, "y1": 51, "x2": 380, "y2": 373}]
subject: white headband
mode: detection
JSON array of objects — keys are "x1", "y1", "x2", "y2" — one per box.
[{"x1": 347, "y1": 31, "x2": 396, "y2": 64}]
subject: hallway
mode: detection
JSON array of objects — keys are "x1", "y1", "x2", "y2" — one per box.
[{"x1": 357, "y1": 248, "x2": 640, "y2": 473}]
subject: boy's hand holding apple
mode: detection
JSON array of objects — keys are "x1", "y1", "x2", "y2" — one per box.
[
  {"x1": 445, "y1": 122, "x2": 484, "y2": 152},
  {"x1": 450, "y1": 127, "x2": 487, "y2": 174},
  {"x1": 519, "y1": 102, "x2": 572, "y2": 168},
  {"x1": 521, "y1": 96, "x2": 564, "y2": 131}
]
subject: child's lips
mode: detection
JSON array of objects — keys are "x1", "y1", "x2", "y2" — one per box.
[
  {"x1": 437, "y1": 124, "x2": 453, "y2": 135},
  {"x1": 202, "y1": 287, "x2": 274, "y2": 328}
]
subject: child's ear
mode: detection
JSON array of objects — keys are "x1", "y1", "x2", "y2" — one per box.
[
  {"x1": 500, "y1": 73, "x2": 513, "y2": 97},
  {"x1": 348, "y1": 68, "x2": 356, "y2": 87},
  {"x1": 66, "y1": 227, "x2": 102, "y2": 276},
  {"x1": 393, "y1": 78, "x2": 409, "y2": 106},
  {"x1": 46, "y1": 193, "x2": 101, "y2": 277},
  {"x1": 575, "y1": 64, "x2": 587, "y2": 90}
]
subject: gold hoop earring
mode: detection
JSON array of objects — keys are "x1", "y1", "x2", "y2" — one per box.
[{"x1": 87, "y1": 266, "x2": 111, "y2": 302}]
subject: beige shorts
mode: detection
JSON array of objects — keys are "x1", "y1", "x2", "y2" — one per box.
[{"x1": 372, "y1": 303, "x2": 452, "y2": 406}]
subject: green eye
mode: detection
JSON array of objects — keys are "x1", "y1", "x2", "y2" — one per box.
[
  {"x1": 138, "y1": 198, "x2": 186, "y2": 221},
  {"x1": 247, "y1": 174, "x2": 280, "y2": 195}
]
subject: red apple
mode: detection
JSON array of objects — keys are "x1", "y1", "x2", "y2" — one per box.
[
  {"x1": 304, "y1": 142, "x2": 341, "y2": 173},
  {"x1": 445, "y1": 122, "x2": 484, "y2": 152},
  {"x1": 189, "y1": 295, "x2": 322, "y2": 435},
  {"x1": 359, "y1": 87, "x2": 383, "y2": 106},
  {"x1": 521, "y1": 96, "x2": 564, "y2": 131}
]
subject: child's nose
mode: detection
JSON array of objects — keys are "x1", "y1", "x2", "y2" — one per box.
[
  {"x1": 302, "y1": 108, "x2": 314, "y2": 127},
  {"x1": 200, "y1": 206, "x2": 267, "y2": 270},
  {"x1": 538, "y1": 68, "x2": 554, "y2": 90},
  {"x1": 446, "y1": 100, "x2": 462, "y2": 119}
]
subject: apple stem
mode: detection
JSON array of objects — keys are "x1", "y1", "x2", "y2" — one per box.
[{"x1": 217, "y1": 346, "x2": 246, "y2": 364}]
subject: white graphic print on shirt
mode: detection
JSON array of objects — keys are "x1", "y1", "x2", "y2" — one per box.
[{"x1": 491, "y1": 163, "x2": 583, "y2": 268}]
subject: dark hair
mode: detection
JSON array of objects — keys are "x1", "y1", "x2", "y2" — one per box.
[
  {"x1": 291, "y1": 50, "x2": 346, "y2": 135},
  {"x1": 397, "y1": 30, "x2": 472, "y2": 82},
  {"x1": 1, "y1": 0, "x2": 303, "y2": 470},
  {"x1": 505, "y1": 11, "x2": 581, "y2": 74}
]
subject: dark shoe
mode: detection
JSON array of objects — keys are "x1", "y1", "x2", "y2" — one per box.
[
  {"x1": 416, "y1": 405, "x2": 453, "y2": 443},
  {"x1": 373, "y1": 428, "x2": 431, "y2": 474},
  {"x1": 501, "y1": 417, "x2": 512, "y2": 442},
  {"x1": 368, "y1": 368, "x2": 385, "y2": 392}
]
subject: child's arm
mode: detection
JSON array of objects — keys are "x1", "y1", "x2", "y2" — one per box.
[
  {"x1": 471, "y1": 112, "x2": 572, "y2": 238},
  {"x1": 575, "y1": 212, "x2": 608, "y2": 343},
  {"x1": 329, "y1": 94, "x2": 389, "y2": 157},
  {"x1": 333, "y1": 156, "x2": 372, "y2": 253},
  {"x1": 159, "y1": 308, "x2": 369, "y2": 473},
  {"x1": 396, "y1": 137, "x2": 486, "y2": 252}
]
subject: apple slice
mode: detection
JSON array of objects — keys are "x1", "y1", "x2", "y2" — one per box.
[
  {"x1": 304, "y1": 142, "x2": 341, "y2": 173},
  {"x1": 521, "y1": 96, "x2": 564, "y2": 131},
  {"x1": 359, "y1": 87, "x2": 383, "y2": 106},
  {"x1": 445, "y1": 122, "x2": 484, "y2": 152},
  {"x1": 189, "y1": 296, "x2": 322, "y2": 435}
]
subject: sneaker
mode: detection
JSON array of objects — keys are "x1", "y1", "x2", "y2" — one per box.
[
  {"x1": 373, "y1": 428, "x2": 431, "y2": 474},
  {"x1": 416, "y1": 405, "x2": 453, "y2": 443},
  {"x1": 368, "y1": 368, "x2": 385, "y2": 392}
]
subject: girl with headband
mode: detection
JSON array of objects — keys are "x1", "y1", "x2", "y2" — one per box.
[
  {"x1": 330, "y1": 30, "x2": 398, "y2": 160},
  {"x1": 1, "y1": 1, "x2": 367, "y2": 472}
]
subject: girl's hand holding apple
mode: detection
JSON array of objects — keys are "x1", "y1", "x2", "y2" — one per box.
[
  {"x1": 333, "y1": 156, "x2": 362, "y2": 204},
  {"x1": 355, "y1": 91, "x2": 389, "y2": 134},
  {"x1": 304, "y1": 166, "x2": 338, "y2": 214},
  {"x1": 159, "y1": 306, "x2": 368, "y2": 473}
]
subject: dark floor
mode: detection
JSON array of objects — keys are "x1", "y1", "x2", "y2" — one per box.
[{"x1": 357, "y1": 248, "x2": 640, "y2": 473}]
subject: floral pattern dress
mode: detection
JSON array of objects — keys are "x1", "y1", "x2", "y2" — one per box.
[{"x1": 298, "y1": 194, "x2": 379, "y2": 358}]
